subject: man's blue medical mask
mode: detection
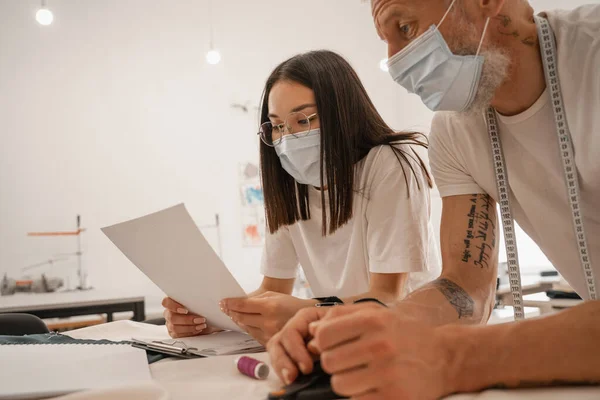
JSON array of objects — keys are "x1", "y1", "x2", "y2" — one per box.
[{"x1": 387, "y1": 0, "x2": 491, "y2": 112}]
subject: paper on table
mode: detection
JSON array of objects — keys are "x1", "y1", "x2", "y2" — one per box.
[
  {"x1": 0, "y1": 345, "x2": 151, "y2": 400},
  {"x1": 134, "y1": 331, "x2": 264, "y2": 357},
  {"x1": 67, "y1": 320, "x2": 169, "y2": 342},
  {"x1": 102, "y1": 204, "x2": 246, "y2": 332}
]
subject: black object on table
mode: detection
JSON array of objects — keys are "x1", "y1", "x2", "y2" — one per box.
[
  {"x1": 268, "y1": 361, "x2": 348, "y2": 400},
  {"x1": 546, "y1": 290, "x2": 582, "y2": 300},
  {"x1": 0, "y1": 313, "x2": 49, "y2": 335}
]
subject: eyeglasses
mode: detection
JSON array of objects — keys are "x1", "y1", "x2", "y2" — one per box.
[{"x1": 258, "y1": 112, "x2": 319, "y2": 147}]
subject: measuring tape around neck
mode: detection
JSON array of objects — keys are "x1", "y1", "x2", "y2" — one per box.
[
  {"x1": 485, "y1": 16, "x2": 597, "y2": 321},
  {"x1": 486, "y1": 109, "x2": 525, "y2": 319}
]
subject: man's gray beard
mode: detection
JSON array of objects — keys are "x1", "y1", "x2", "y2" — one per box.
[
  {"x1": 461, "y1": 48, "x2": 511, "y2": 118},
  {"x1": 448, "y1": 8, "x2": 512, "y2": 118}
]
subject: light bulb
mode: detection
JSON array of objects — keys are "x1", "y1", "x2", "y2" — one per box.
[
  {"x1": 206, "y1": 49, "x2": 221, "y2": 65},
  {"x1": 379, "y1": 58, "x2": 389, "y2": 72},
  {"x1": 36, "y1": 8, "x2": 54, "y2": 25}
]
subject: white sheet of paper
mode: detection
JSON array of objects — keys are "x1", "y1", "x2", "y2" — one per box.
[
  {"x1": 0, "y1": 345, "x2": 151, "y2": 400},
  {"x1": 102, "y1": 204, "x2": 246, "y2": 332}
]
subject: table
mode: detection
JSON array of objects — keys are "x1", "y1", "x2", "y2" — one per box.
[
  {"x1": 522, "y1": 292, "x2": 583, "y2": 314},
  {"x1": 496, "y1": 274, "x2": 583, "y2": 316},
  {"x1": 59, "y1": 321, "x2": 600, "y2": 400},
  {"x1": 495, "y1": 275, "x2": 560, "y2": 307},
  {"x1": 0, "y1": 291, "x2": 145, "y2": 322},
  {"x1": 488, "y1": 306, "x2": 541, "y2": 324}
]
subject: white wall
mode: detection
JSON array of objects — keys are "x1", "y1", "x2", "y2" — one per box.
[{"x1": 0, "y1": 0, "x2": 595, "y2": 311}]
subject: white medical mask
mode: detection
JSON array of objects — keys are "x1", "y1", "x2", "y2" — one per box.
[
  {"x1": 274, "y1": 129, "x2": 324, "y2": 187},
  {"x1": 387, "y1": 0, "x2": 491, "y2": 112}
]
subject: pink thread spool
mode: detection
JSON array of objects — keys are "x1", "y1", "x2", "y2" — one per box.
[{"x1": 235, "y1": 356, "x2": 270, "y2": 380}]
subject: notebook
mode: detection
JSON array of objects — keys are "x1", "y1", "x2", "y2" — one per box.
[
  {"x1": 0, "y1": 343, "x2": 151, "y2": 400},
  {"x1": 132, "y1": 330, "x2": 264, "y2": 358}
]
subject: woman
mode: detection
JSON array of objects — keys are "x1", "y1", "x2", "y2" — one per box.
[{"x1": 163, "y1": 50, "x2": 441, "y2": 344}]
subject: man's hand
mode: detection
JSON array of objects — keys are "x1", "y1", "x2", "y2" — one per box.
[
  {"x1": 267, "y1": 306, "x2": 330, "y2": 385},
  {"x1": 220, "y1": 292, "x2": 317, "y2": 345},
  {"x1": 270, "y1": 302, "x2": 456, "y2": 399}
]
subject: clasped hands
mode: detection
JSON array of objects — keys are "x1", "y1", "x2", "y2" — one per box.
[
  {"x1": 164, "y1": 294, "x2": 456, "y2": 399},
  {"x1": 266, "y1": 303, "x2": 457, "y2": 400}
]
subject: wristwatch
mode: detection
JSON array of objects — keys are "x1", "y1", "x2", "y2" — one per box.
[{"x1": 313, "y1": 296, "x2": 344, "y2": 307}]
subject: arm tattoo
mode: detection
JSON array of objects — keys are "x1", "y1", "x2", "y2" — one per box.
[
  {"x1": 494, "y1": 14, "x2": 537, "y2": 47},
  {"x1": 431, "y1": 278, "x2": 474, "y2": 319},
  {"x1": 462, "y1": 194, "x2": 496, "y2": 269}
]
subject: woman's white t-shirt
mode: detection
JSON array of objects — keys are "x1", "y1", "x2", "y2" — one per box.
[{"x1": 261, "y1": 144, "x2": 442, "y2": 298}]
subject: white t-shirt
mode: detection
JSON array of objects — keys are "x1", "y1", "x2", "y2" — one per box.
[
  {"x1": 261, "y1": 144, "x2": 441, "y2": 299},
  {"x1": 429, "y1": 6, "x2": 600, "y2": 299}
]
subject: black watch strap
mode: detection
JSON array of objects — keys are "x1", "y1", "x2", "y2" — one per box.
[
  {"x1": 313, "y1": 296, "x2": 344, "y2": 307},
  {"x1": 353, "y1": 298, "x2": 388, "y2": 307}
]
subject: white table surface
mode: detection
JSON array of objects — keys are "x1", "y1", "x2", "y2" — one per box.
[
  {"x1": 58, "y1": 321, "x2": 600, "y2": 400},
  {"x1": 0, "y1": 290, "x2": 144, "y2": 312},
  {"x1": 522, "y1": 292, "x2": 583, "y2": 308}
]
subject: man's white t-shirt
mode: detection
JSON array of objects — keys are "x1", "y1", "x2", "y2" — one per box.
[
  {"x1": 261, "y1": 144, "x2": 441, "y2": 299},
  {"x1": 429, "y1": 5, "x2": 600, "y2": 299}
]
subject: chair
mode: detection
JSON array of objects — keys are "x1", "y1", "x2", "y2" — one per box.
[{"x1": 0, "y1": 313, "x2": 50, "y2": 335}]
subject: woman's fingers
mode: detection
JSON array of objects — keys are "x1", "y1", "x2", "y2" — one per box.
[
  {"x1": 168, "y1": 330, "x2": 206, "y2": 339},
  {"x1": 166, "y1": 321, "x2": 207, "y2": 337},
  {"x1": 163, "y1": 308, "x2": 208, "y2": 339},
  {"x1": 162, "y1": 307, "x2": 222, "y2": 338},
  {"x1": 199, "y1": 326, "x2": 224, "y2": 335},
  {"x1": 162, "y1": 297, "x2": 188, "y2": 314},
  {"x1": 167, "y1": 324, "x2": 222, "y2": 338},
  {"x1": 229, "y1": 311, "x2": 263, "y2": 328},
  {"x1": 163, "y1": 309, "x2": 206, "y2": 326}
]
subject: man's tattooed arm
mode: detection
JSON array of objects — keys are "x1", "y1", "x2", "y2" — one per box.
[
  {"x1": 395, "y1": 194, "x2": 499, "y2": 325},
  {"x1": 430, "y1": 194, "x2": 498, "y2": 320},
  {"x1": 430, "y1": 278, "x2": 474, "y2": 319},
  {"x1": 445, "y1": 301, "x2": 600, "y2": 395},
  {"x1": 462, "y1": 194, "x2": 496, "y2": 269}
]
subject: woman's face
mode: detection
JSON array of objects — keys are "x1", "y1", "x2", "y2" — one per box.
[{"x1": 267, "y1": 80, "x2": 320, "y2": 144}]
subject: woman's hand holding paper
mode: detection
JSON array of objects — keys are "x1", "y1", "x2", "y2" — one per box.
[
  {"x1": 162, "y1": 297, "x2": 222, "y2": 338},
  {"x1": 220, "y1": 292, "x2": 318, "y2": 345}
]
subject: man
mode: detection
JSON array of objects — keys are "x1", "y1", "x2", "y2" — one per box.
[{"x1": 266, "y1": 0, "x2": 600, "y2": 398}]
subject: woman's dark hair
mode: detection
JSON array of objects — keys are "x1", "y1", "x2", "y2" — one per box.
[{"x1": 259, "y1": 50, "x2": 432, "y2": 236}]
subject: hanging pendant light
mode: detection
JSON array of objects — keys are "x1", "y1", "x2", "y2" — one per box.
[
  {"x1": 36, "y1": 0, "x2": 54, "y2": 26},
  {"x1": 205, "y1": 0, "x2": 221, "y2": 65},
  {"x1": 206, "y1": 48, "x2": 221, "y2": 65}
]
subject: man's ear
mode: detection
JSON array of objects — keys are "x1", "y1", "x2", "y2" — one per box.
[{"x1": 478, "y1": 0, "x2": 506, "y2": 18}]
